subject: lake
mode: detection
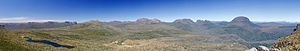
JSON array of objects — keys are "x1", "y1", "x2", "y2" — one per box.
[{"x1": 24, "y1": 37, "x2": 75, "y2": 49}]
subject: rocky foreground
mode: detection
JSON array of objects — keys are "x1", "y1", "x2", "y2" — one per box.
[{"x1": 246, "y1": 24, "x2": 300, "y2": 51}]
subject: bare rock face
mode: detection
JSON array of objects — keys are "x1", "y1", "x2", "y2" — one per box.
[
  {"x1": 173, "y1": 19, "x2": 194, "y2": 24},
  {"x1": 151, "y1": 18, "x2": 161, "y2": 23},
  {"x1": 256, "y1": 46, "x2": 270, "y2": 51},
  {"x1": 245, "y1": 48, "x2": 258, "y2": 51},
  {"x1": 136, "y1": 18, "x2": 161, "y2": 23},
  {"x1": 269, "y1": 48, "x2": 280, "y2": 51},
  {"x1": 245, "y1": 46, "x2": 281, "y2": 51}
]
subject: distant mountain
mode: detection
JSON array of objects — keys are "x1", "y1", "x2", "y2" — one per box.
[
  {"x1": 0, "y1": 20, "x2": 247, "y2": 51},
  {"x1": 229, "y1": 16, "x2": 260, "y2": 27},
  {"x1": 195, "y1": 20, "x2": 219, "y2": 30},
  {"x1": 0, "y1": 17, "x2": 297, "y2": 51},
  {"x1": 255, "y1": 22, "x2": 300, "y2": 25},
  {"x1": 136, "y1": 18, "x2": 161, "y2": 24},
  {"x1": 220, "y1": 16, "x2": 290, "y2": 42},
  {"x1": 0, "y1": 21, "x2": 77, "y2": 29},
  {"x1": 173, "y1": 19, "x2": 194, "y2": 24}
]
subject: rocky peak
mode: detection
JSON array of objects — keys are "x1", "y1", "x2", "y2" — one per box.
[
  {"x1": 136, "y1": 18, "x2": 149, "y2": 22},
  {"x1": 173, "y1": 19, "x2": 194, "y2": 24},
  {"x1": 196, "y1": 20, "x2": 212, "y2": 24},
  {"x1": 245, "y1": 46, "x2": 280, "y2": 51},
  {"x1": 136, "y1": 18, "x2": 161, "y2": 23},
  {"x1": 151, "y1": 18, "x2": 161, "y2": 23},
  {"x1": 231, "y1": 16, "x2": 251, "y2": 23},
  {"x1": 271, "y1": 24, "x2": 300, "y2": 51}
]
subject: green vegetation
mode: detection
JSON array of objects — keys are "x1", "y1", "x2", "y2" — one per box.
[
  {"x1": 271, "y1": 24, "x2": 300, "y2": 51},
  {"x1": 0, "y1": 19, "x2": 295, "y2": 51},
  {"x1": 0, "y1": 34, "x2": 35, "y2": 51}
]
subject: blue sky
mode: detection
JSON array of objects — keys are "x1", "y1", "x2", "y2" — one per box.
[{"x1": 0, "y1": 0, "x2": 300, "y2": 23}]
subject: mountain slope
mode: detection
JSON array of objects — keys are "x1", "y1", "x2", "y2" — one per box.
[{"x1": 272, "y1": 24, "x2": 300, "y2": 51}]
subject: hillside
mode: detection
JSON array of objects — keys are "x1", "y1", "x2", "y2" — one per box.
[
  {"x1": 272, "y1": 24, "x2": 300, "y2": 51},
  {"x1": 0, "y1": 17, "x2": 297, "y2": 51},
  {"x1": 0, "y1": 20, "x2": 249, "y2": 51}
]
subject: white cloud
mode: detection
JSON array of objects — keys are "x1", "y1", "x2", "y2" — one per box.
[
  {"x1": 0, "y1": 17, "x2": 67, "y2": 23},
  {"x1": 0, "y1": 17, "x2": 26, "y2": 20}
]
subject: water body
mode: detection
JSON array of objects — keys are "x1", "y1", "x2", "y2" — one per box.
[{"x1": 24, "y1": 37, "x2": 75, "y2": 49}]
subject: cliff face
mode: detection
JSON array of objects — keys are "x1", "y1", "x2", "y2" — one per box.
[{"x1": 271, "y1": 24, "x2": 300, "y2": 51}]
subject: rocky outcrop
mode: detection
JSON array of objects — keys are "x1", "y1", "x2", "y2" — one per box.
[
  {"x1": 173, "y1": 19, "x2": 194, "y2": 24},
  {"x1": 265, "y1": 24, "x2": 300, "y2": 51},
  {"x1": 270, "y1": 24, "x2": 300, "y2": 51},
  {"x1": 294, "y1": 24, "x2": 300, "y2": 31},
  {"x1": 245, "y1": 46, "x2": 280, "y2": 51},
  {"x1": 196, "y1": 20, "x2": 215, "y2": 26},
  {"x1": 136, "y1": 18, "x2": 161, "y2": 24},
  {"x1": 196, "y1": 20, "x2": 211, "y2": 24},
  {"x1": 245, "y1": 24, "x2": 300, "y2": 51}
]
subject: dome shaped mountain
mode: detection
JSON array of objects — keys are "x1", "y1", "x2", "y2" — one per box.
[
  {"x1": 231, "y1": 16, "x2": 251, "y2": 23},
  {"x1": 173, "y1": 19, "x2": 194, "y2": 24},
  {"x1": 229, "y1": 16, "x2": 260, "y2": 27}
]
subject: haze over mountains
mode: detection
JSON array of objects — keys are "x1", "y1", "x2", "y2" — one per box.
[{"x1": 0, "y1": 16, "x2": 298, "y2": 51}]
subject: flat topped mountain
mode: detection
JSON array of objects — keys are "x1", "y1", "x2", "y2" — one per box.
[
  {"x1": 231, "y1": 16, "x2": 251, "y2": 23},
  {"x1": 136, "y1": 18, "x2": 161, "y2": 23},
  {"x1": 173, "y1": 19, "x2": 194, "y2": 24}
]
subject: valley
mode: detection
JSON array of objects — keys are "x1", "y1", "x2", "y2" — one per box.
[{"x1": 0, "y1": 16, "x2": 297, "y2": 51}]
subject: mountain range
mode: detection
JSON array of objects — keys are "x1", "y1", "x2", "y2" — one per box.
[{"x1": 0, "y1": 16, "x2": 298, "y2": 51}]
